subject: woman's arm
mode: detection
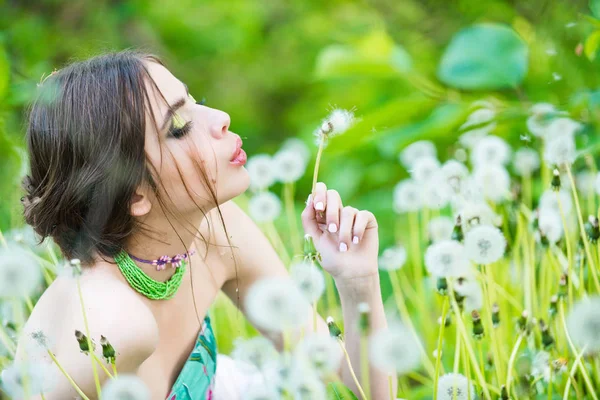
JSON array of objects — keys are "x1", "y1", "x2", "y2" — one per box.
[{"x1": 218, "y1": 186, "x2": 396, "y2": 399}]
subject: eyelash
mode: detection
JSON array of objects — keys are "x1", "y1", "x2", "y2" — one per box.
[{"x1": 168, "y1": 99, "x2": 206, "y2": 139}]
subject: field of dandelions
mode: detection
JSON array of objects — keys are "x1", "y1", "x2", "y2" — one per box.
[{"x1": 3, "y1": 99, "x2": 600, "y2": 400}]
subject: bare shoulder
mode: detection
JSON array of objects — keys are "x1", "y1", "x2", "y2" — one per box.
[{"x1": 16, "y1": 266, "x2": 159, "y2": 399}]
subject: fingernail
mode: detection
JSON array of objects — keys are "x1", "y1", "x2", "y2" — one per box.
[
  {"x1": 306, "y1": 194, "x2": 312, "y2": 206},
  {"x1": 352, "y1": 236, "x2": 359, "y2": 244},
  {"x1": 328, "y1": 223, "x2": 337, "y2": 233},
  {"x1": 315, "y1": 202, "x2": 325, "y2": 211},
  {"x1": 339, "y1": 242, "x2": 348, "y2": 252}
]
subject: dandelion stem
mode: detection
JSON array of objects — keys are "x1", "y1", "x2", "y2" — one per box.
[
  {"x1": 0, "y1": 323, "x2": 16, "y2": 357},
  {"x1": 283, "y1": 182, "x2": 302, "y2": 256},
  {"x1": 566, "y1": 165, "x2": 600, "y2": 292},
  {"x1": 433, "y1": 296, "x2": 449, "y2": 400},
  {"x1": 90, "y1": 352, "x2": 114, "y2": 378},
  {"x1": 388, "y1": 375, "x2": 394, "y2": 400},
  {"x1": 360, "y1": 334, "x2": 371, "y2": 399},
  {"x1": 311, "y1": 136, "x2": 325, "y2": 195},
  {"x1": 563, "y1": 346, "x2": 588, "y2": 400},
  {"x1": 556, "y1": 191, "x2": 574, "y2": 305},
  {"x1": 46, "y1": 349, "x2": 91, "y2": 400},
  {"x1": 505, "y1": 333, "x2": 524, "y2": 393},
  {"x1": 337, "y1": 338, "x2": 368, "y2": 400},
  {"x1": 76, "y1": 279, "x2": 102, "y2": 398}
]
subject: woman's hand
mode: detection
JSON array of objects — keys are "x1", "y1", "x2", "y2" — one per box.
[{"x1": 301, "y1": 182, "x2": 379, "y2": 283}]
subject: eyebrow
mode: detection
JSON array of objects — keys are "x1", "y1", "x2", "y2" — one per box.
[{"x1": 160, "y1": 82, "x2": 190, "y2": 131}]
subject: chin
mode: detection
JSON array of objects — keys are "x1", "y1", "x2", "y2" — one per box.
[{"x1": 219, "y1": 167, "x2": 251, "y2": 203}]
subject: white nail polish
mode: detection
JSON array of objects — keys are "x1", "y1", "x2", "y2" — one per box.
[
  {"x1": 352, "y1": 236, "x2": 359, "y2": 244},
  {"x1": 339, "y1": 242, "x2": 348, "y2": 252},
  {"x1": 315, "y1": 202, "x2": 325, "y2": 211},
  {"x1": 328, "y1": 223, "x2": 337, "y2": 233}
]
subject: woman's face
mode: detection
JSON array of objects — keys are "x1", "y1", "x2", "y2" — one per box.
[{"x1": 142, "y1": 61, "x2": 250, "y2": 214}]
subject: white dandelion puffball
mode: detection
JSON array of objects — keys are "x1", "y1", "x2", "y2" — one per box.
[
  {"x1": 245, "y1": 276, "x2": 310, "y2": 332},
  {"x1": 441, "y1": 160, "x2": 469, "y2": 193},
  {"x1": 544, "y1": 133, "x2": 577, "y2": 167},
  {"x1": 424, "y1": 240, "x2": 471, "y2": 277},
  {"x1": 454, "y1": 278, "x2": 483, "y2": 312},
  {"x1": 531, "y1": 351, "x2": 551, "y2": 382},
  {"x1": 0, "y1": 246, "x2": 41, "y2": 299},
  {"x1": 295, "y1": 334, "x2": 342, "y2": 376},
  {"x1": 527, "y1": 103, "x2": 557, "y2": 137},
  {"x1": 473, "y1": 164, "x2": 511, "y2": 203},
  {"x1": 566, "y1": 296, "x2": 600, "y2": 355},
  {"x1": 576, "y1": 171, "x2": 595, "y2": 195},
  {"x1": 290, "y1": 260, "x2": 325, "y2": 304},
  {"x1": 289, "y1": 373, "x2": 327, "y2": 400},
  {"x1": 369, "y1": 323, "x2": 422, "y2": 375},
  {"x1": 428, "y1": 217, "x2": 455, "y2": 243},
  {"x1": 594, "y1": 172, "x2": 600, "y2": 196},
  {"x1": 539, "y1": 189, "x2": 573, "y2": 214},
  {"x1": 248, "y1": 191, "x2": 282, "y2": 223},
  {"x1": 231, "y1": 336, "x2": 279, "y2": 372},
  {"x1": 536, "y1": 208, "x2": 564, "y2": 244},
  {"x1": 422, "y1": 176, "x2": 451, "y2": 210},
  {"x1": 513, "y1": 147, "x2": 541, "y2": 176},
  {"x1": 101, "y1": 374, "x2": 150, "y2": 400},
  {"x1": 456, "y1": 201, "x2": 500, "y2": 230},
  {"x1": 1, "y1": 362, "x2": 57, "y2": 398},
  {"x1": 316, "y1": 108, "x2": 355, "y2": 139},
  {"x1": 437, "y1": 373, "x2": 475, "y2": 400},
  {"x1": 245, "y1": 384, "x2": 280, "y2": 400},
  {"x1": 281, "y1": 137, "x2": 311, "y2": 165},
  {"x1": 213, "y1": 355, "x2": 268, "y2": 399},
  {"x1": 545, "y1": 117, "x2": 582, "y2": 141},
  {"x1": 464, "y1": 224, "x2": 506, "y2": 265},
  {"x1": 471, "y1": 135, "x2": 511, "y2": 167},
  {"x1": 273, "y1": 148, "x2": 307, "y2": 183},
  {"x1": 6, "y1": 225, "x2": 48, "y2": 253},
  {"x1": 378, "y1": 245, "x2": 408, "y2": 271},
  {"x1": 393, "y1": 179, "x2": 423, "y2": 213},
  {"x1": 410, "y1": 156, "x2": 441, "y2": 183},
  {"x1": 399, "y1": 140, "x2": 437, "y2": 168},
  {"x1": 247, "y1": 154, "x2": 276, "y2": 191},
  {"x1": 458, "y1": 108, "x2": 497, "y2": 149}
]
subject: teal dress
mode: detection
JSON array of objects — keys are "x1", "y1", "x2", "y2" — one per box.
[{"x1": 166, "y1": 316, "x2": 217, "y2": 400}]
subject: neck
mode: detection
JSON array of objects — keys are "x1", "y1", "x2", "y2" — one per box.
[{"x1": 121, "y1": 207, "x2": 209, "y2": 282}]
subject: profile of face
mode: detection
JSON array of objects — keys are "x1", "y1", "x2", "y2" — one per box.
[{"x1": 132, "y1": 61, "x2": 250, "y2": 219}]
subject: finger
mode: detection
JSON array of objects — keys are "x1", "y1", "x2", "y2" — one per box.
[
  {"x1": 313, "y1": 182, "x2": 327, "y2": 213},
  {"x1": 352, "y1": 210, "x2": 377, "y2": 244},
  {"x1": 338, "y1": 206, "x2": 358, "y2": 252},
  {"x1": 326, "y1": 189, "x2": 342, "y2": 234},
  {"x1": 301, "y1": 193, "x2": 323, "y2": 241}
]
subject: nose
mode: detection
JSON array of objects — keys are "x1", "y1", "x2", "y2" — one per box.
[{"x1": 210, "y1": 110, "x2": 231, "y2": 139}]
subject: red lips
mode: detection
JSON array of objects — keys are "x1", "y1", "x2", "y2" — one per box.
[{"x1": 230, "y1": 136, "x2": 243, "y2": 161}]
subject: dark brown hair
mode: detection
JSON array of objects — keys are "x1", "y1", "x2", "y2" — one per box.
[{"x1": 21, "y1": 49, "x2": 229, "y2": 269}]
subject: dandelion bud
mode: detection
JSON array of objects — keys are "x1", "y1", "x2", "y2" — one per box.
[
  {"x1": 549, "y1": 295, "x2": 558, "y2": 319},
  {"x1": 584, "y1": 215, "x2": 600, "y2": 243},
  {"x1": 327, "y1": 316, "x2": 342, "y2": 339},
  {"x1": 100, "y1": 335, "x2": 116, "y2": 364},
  {"x1": 69, "y1": 258, "x2": 82, "y2": 277},
  {"x1": 438, "y1": 313, "x2": 452, "y2": 327},
  {"x1": 358, "y1": 303, "x2": 370, "y2": 335},
  {"x1": 75, "y1": 330, "x2": 95, "y2": 354},
  {"x1": 436, "y1": 276, "x2": 448, "y2": 295},
  {"x1": 471, "y1": 310, "x2": 485, "y2": 340},
  {"x1": 500, "y1": 385, "x2": 509, "y2": 400},
  {"x1": 304, "y1": 234, "x2": 317, "y2": 257},
  {"x1": 551, "y1": 169, "x2": 561, "y2": 191},
  {"x1": 558, "y1": 274, "x2": 568, "y2": 299},
  {"x1": 518, "y1": 310, "x2": 529, "y2": 333},
  {"x1": 492, "y1": 302, "x2": 500, "y2": 328},
  {"x1": 451, "y1": 216, "x2": 464, "y2": 242},
  {"x1": 539, "y1": 319, "x2": 555, "y2": 350}
]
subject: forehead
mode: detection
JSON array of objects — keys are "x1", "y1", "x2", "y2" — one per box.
[{"x1": 143, "y1": 61, "x2": 186, "y2": 115}]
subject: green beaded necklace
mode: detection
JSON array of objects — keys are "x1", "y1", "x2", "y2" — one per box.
[{"x1": 114, "y1": 250, "x2": 186, "y2": 300}]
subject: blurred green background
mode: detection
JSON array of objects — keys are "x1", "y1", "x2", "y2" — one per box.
[{"x1": 1, "y1": 0, "x2": 600, "y2": 258}]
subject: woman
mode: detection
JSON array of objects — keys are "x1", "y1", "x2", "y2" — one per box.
[{"x1": 15, "y1": 49, "x2": 393, "y2": 399}]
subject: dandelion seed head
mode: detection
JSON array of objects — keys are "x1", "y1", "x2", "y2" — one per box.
[
  {"x1": 290, "y1": 260, "x2": 325, "y2": 304},
  {"x1": 545, "y1": 117, "x2": 582, "y2": 141},
  {"x1": 378, "y1": 245, "x2": 407, "y2": 271},
  {"x1": 232, "y1": 336, "x2": 279, "y2": 371},
  {"x1": 527, "y1": 103, "x2": 557, "y2": 137},
  {"x1": 544, "y1": 134, "x2": 577, "y2": 167},
  {"x1": 437, "y1": 373, "x2": 475, "y2": 400},
  {"x1": 428, "y1": 217, "x2": 455, "y2": 243},
  {"x1": 422, "y1": 175, "x2": 452, "y2": 210},
  {"x1": 566, "y1": 296, "x2": 600, "y2": 355},
  {"x1": 409, "y1": 157, "x2": 441, "y2": 183},
  {"x1": 245, "y1": 277, "x2": 310, "y2": 332},
  {"x1": 393, "y1": 179, "x2": 423, "y2": 213},
  {"x1": 245, "y1": 384, "x2": 280, "y2": 400},
  {"x1": 424, "y1": 240, "x2": 471, "y2": 277},
  {"x1": 273, "y1": 148, "x2": 307, "y2": 183},
  {"x1": 458, "y1": 108, "x2": 497, "y2": 149},
  {"x1": 536, "y1": 208, "x2": 563, "y2": 244},
  {"x1": 473, "y1": 164, "x2": 511, "y2": 203},
  {"x1": 0, "y1": 246, "x2": 41, "y2": 299},
  {"x1": 247, "y1": 154, "x2": 276, "y2": 191},
  {"x1": 513, "y1": 148, "x2": 541, "y2": 176},
  {"x1": 248, "y1": 192, "x2": 282, "y2": 223},
  {"x1": 399, "y1": 140, "x2": 437, "y2": 168},
  {"x1": 315, "y1": 108, "x2": 355, "y2": 141},
  {"x1": 441, "y1": 160, "x2": 469, "y2": 193},
  {"x1": 1, "y1": 361, "x2": 58, "y2": 399},
  {"x1": 289, "y1": 373, "x2": 327, "y2": 400},
  {"x1": 539, "y1": 189, "x2": 573, "y2": 214},
  {"x1": 576, "y1": 171, "x2": 595, "y2": 195},
  {"x1": 295, "y1": 334, "x2": 342, "y2": 376},
  {"x1": 464, "y1": 224, "x2": 506, "y2": 264},
  {"x1": 281, "y1": 137, "x2": 311, "y2": 165},
  {"x1": 471, "y1": 135, "x2": 511, "y2": 167},
  {"x1": 101, "y1": 374, "x2": 151, "y2": 400},
  {"x1": 369, "y1": 323, "x2": 422, "y2": 375}
]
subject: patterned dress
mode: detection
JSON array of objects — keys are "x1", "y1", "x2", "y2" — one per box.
[{"x1": 166, "y1": 316, "x2": 217, "y2": 400}]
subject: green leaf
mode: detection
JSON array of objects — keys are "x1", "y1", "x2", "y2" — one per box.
[
  {"x1": 591, "y1": 0, "x2": 600, "y2": 19},
  {"x1": 0, "y1": 41, "x2": 10, "y2": 100},
  {"x1": 437, "y1": 23, "x2": 528, "y2": 90},
  {"x1": 585, "y1": 30, "x2": 600, "y2": 60},
  {"x1": 326, "y1": 382, "x2": 359, "y2": 400}
]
